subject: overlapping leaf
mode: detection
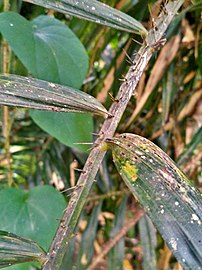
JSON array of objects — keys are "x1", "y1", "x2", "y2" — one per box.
[
  {"x1": 0, "y1": 186, "x2": 66, "y2": 251},
  {"x1": 0, "y1": 74, "x2": 108, "y2": 117},
  {"x1": 107, "y1": 133, "x2": 202, "y2": 269},
  {"x1": 24, "y1": 0, "x2": 147, "y2": 35},
  {"x1": 0, "y1": 12, "x2": 93, "y2": 152},
  {"x1": 0, "y1": 231, "x2": 47, "y2": 269}
]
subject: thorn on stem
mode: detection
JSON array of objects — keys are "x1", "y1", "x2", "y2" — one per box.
[{"x1": 108, "y1": 92, "x2": 119, "y2": 102}]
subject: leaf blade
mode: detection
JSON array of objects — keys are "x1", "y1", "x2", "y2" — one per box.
[
  {"x1": 0, "y1": 230, "x2": 47, "y2": 269},
  {"x1": 0, "y1": 186, "x2": 66, "y2": 251},
  {"x1": 108, "y1": 133, "x2": 202, "y2": 269},
  {"x1": 24, "y1": 0, "x2": 147, "y2": 35},
  {"x1": 0, "y1": 74, "x2": 108, "y2": 117}
]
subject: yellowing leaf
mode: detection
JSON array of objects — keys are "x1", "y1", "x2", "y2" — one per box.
[{"x1": 107, "y1": 133, "x2": 202, "y2": 269}]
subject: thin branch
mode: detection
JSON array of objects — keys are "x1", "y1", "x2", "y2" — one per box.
[
  {"x1": 2, "y1": 0, "x2": 12, "y2": 186},
  {"x1": 43, "y1": 1, "x2": 184, "y2": 269}
]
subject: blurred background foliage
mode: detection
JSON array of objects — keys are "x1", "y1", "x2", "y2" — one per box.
[{"x1": 0, "y1": 0, "x2": 201, "y2": 269}]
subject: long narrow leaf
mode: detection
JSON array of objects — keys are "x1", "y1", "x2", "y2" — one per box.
[
  {"x1": 0, "y1": 74, "x2": 108, "y2": 117},
  {"x1": 0, "y1": 230, "x2": 47, "y2": 269},
  {"x1": 139, "y1": 215, "x2": 157, "y2": 270},
  {"x1": 24, "y1": 0, "x2": 147, "y2": 35},
  {"x1": 107, "y1": 133, "x2": 202, "y2": 269}
]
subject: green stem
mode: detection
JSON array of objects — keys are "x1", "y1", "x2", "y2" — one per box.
[
  {"x1": 2, "y1": 0, "x2": 13, "y2": 187},
  {"x1": 43, "y1": 1, "x2": 184, "y2": 269}
]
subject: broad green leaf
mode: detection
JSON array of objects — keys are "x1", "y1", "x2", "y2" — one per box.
[
  {"x1": 0, "y1": 12, "x2": 93, "y2": 152},
  {"x1": 0, "y1": 12, "x2": 88, "y2": 88},
  {"x1": 0, "y1": 230, "x2": 47, "y2": 269},
  {"x1": 0, "y1": 74, "x2": 108, "y2": 117},
  {"x1": 0, "y1": 186, "x2": 66, "y2": 251},
  {"x1": 107, "y1": 133, "x2": 202, "y2": 269},
  {"x1": 30, "y1": 111, "x2": 93, "y2": 151},
  {"x1": 24, "y1": 0, "x2": 147, "y2": 35}
]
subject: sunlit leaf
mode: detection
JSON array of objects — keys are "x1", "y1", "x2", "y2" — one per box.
[
  {"x1": 0, "y1": 231, "x2": 47, "y2": 269},
  {"x1": 24, "y1": 0, "x2": 147, "y2": 35},
  {"x1": 107, "y1": 133, "x2": 202, "y2": 269},
  {"x1": 0, "y1": 74, "x2": 108, "y2": 117}
]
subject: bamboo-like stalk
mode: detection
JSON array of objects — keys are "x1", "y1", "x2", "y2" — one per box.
[
  {"x1": 2, "y1": 0, "x2": 13, "y2": 186},
  {"x1": 43, "y1": 1, "x2": 184, "y2": 269}
]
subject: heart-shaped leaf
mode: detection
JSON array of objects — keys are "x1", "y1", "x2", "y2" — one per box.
[
  {"x1": 0, "y1": 74, "x2": 108, "y2": 117},
  {"x1": 0, "y1": 12, "x2": 88, "y2": 88},
  {"x1": 0, "y1": 12, "x2": 93, "y2": 151},
  {"x1": 107, "y1": 133, "x2": 202, "y2": 269},
  {"x1": 30, "y1": 110, "x2": 93, "y2": 150},
  {"x1": 24, "y1": 0, "x2": 147, "y2": 35},
  {"x1": 0, "y1": 186, "x2": 66, "y2": 252}
]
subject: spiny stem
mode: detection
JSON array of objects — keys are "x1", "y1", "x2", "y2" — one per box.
[
  {"x1": 43, "y1": 44, "x2": 153, "y2": 270},
  {"x1": 43, "y1": 1, "x2": 184, "y2": 269}
]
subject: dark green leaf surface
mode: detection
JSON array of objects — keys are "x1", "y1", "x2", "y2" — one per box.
[
  {"x1": 107, "y1": 133, "x2": 202, "y2": 269},
  {"x1": 0, "y1": 12, "x2": 93, "y2": 152},
  {"x1": 0, "y1": 231, "x2": 47, "y2": 269},
  {"x1": 0, "y1": 186, "x2": 66, "y2": 251},
  {"x1": 0, "y1": 74, "x2": 108, "y2": 117},
  {"x1": 30, "y1": 110, "x2": 93, "y2": 151},
  {"x1": 0, "y1": 12, "x2": 88, "y2": 88},
  {"x1": 24, "y1": 0, "x2": 147, "y2": 35}
]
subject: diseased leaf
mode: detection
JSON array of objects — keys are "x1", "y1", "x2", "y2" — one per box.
[
  {"x1": 0, "y1": 231, "x2": 47, "y2": 269},
  {"x1": 107, "y1": 133, "x2": 202, "y2": 269},
  {"x1": 24, "y1": 0, "x2": 147, "y2": 35},
  {"x1": 0, "y1": 74, "x2": 108, "y2": 117}
]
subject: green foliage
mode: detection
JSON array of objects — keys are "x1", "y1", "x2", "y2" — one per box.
[
  {"x1": 0, "y1": 0, "x2": 201, "y2": 270},
  {"x1": 0, "y1": 12, "x2": 88, "y2": 86},
  {"x1": 0, "y1": 74, "x2": 108, "y2": 117},
  {"x1": 23, "y1": 0, "x2": 148, "y2": 34},
  {"x1": 107, "y1": 133, "x2": 202, "y2": 269},
  {"x1": 0, "y1": 230, "x2": 47, "y2": 269},
  {"x1": 0, "y1": 11, "x2": 92, "y2": 152},
  {"x1": 0, "y1": 186, "x2": 66, "y2": 251}
]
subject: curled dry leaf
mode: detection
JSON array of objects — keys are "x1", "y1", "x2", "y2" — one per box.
[
  {"x1": 0, "y1": 74, "x2": 109, "y2": 117},
  {"x1": 106, "y1": 133, "x2": 202, "y2": 269}
]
